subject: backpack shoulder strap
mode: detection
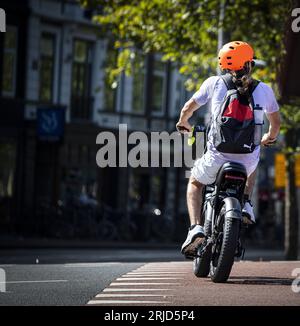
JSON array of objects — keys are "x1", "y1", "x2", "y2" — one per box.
[
  {"x1": 248, "y1": 79, "x2": 260, "y2": 109},
  {"x1": 220, "y1": 73, "x2": 236, "y2": 90},
  {"x1": 249, "y1": 79, "x2": 260, "y2": 95}
]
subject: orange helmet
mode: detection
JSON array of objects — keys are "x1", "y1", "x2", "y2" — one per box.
[{"x1": 218, "y1": 41, "x2": 254, "y2": 71}]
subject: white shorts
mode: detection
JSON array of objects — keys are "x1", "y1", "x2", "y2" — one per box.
[{"x1": 191, "y1": 151, "x2": 259, "y2": 185}]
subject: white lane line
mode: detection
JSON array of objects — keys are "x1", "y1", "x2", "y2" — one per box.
[
  {"x1": 117, "y1": 277, "x2": 182, "y2": 281},
  {"x1": 124, "y1": 272, "x2": 185, "y2": 275},
  {"x1": 128, "y1": 270, "x2": 186, "y2": 272},
  {"x1": 0, "y1": 280, "x2": 68, "y2": 284},
  {"x1": 110, "y1": 282, "x2": 178, "y2": 286},
  {"x1": 138, "y1": 268, "x2": 188, "y2": 269},
  {"x1": 87, "y1": 300, "x2": 170, "y2": 305},
  {"x1": 126, "y1": 272, "x2": 186, "y2": 275},
  {"x1": 136, "y1": 265, "x2": 189, "y2": 267},
  {"x1": 135, "y1": 269, "x2": 189, "y2": 271},
  {"x1": 121, "y1": 275, "x2": 184, "y2": 278},
  {"x1": 138, "y1": 265, "x2": 190, "y2": 268},
  {"x1": 96, "y1": 294, "x2": 173, "y2": 298},
  {"x1": 103, "y1": 288, "x2": 172, "y2": 292},
  {"x1": 137, "y1": 266, "x2": 190, "y2": 268},
  {"x1": 270, "y1": 261, "x2": 300, "y2": 264}
]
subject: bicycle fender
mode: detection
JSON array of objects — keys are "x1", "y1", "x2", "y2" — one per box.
[{"x1": 222, "y1": 197, "x2": 242, "y2": 220}]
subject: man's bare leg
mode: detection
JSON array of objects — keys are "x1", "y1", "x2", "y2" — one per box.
[
  {"x1": 244, "y1": 168, "x2": 257, "y2": 198},
  {"x1": 242, "y1": 167, "x2": 257, "y2": 223},
  {"x1": 186, "y1": 176, "x2": 204, "y2": 226},
  {"x1": 181, "y1": 176, "x2": 206, "y2": 257}
]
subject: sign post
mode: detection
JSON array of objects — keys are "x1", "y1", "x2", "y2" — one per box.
[
  {"x1": 274, "y1": 153, "x2": 300, "y2": 188},
  {"x1": 37, "y1": 106, "x2": 65, "y2": 142}
]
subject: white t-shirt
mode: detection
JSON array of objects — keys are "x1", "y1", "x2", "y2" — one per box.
[{"x1": 192, "y1": 76, "x2": 280, "y2": 167}]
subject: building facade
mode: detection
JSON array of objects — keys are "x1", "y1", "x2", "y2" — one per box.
[
  {"x1": 1, "y1": 0, "x2": 285, "y2": 246},
  {"x1": 0, "y1": 0, "x2": 28, "y2": 235},
  {"x1": 0, "y1": 0, "x2": 198, "y2": 241}
]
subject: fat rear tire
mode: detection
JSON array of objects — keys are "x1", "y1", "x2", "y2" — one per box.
[{"x1": 210, "y1": 198, "x2": 241, "y2": 283}]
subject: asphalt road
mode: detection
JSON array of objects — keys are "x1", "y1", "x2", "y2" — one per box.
[
  {"x1": 0, "y1": 248, "x2": 299, "y2": 306},
  {"x1": 0, "y1": 248, "x2": 181, "y2": 305}
]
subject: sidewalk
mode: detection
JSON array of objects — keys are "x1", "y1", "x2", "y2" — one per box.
[
  {"x1": 0, "y1": 235, "x2": 179, "y2": 250},
  {"x1": 0, "y1": 235, "x2": 288, "y2": 262}
]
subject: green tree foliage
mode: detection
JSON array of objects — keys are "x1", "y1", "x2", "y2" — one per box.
[
  {"x1": 80, "y1": 0, "x2": 292, "y2": 91},
  {"x1": 81, "y1": 0, "x2": 299, "y2": 258}
]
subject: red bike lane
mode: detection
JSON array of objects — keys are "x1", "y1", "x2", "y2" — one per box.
[{"x1": 87, "y1": 261, "x2": 300, "y2": 306}]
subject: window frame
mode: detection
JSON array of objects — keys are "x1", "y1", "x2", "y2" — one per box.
[
  {"x1": 131, "y1": 52, "x2": 146, "y2": 114},
  {"x1": 39, "y1": 32, "x2": 56, "y2": 103},
  {"x1": 2, "y1": 25, "x2": 18, "y2": 98},
  {"x1": 150, "y1": 56, "x2": 167, "y2": 117},
  {"x1": 102, "y1": 39, "x2": 118, "y2": 113},
  {"x1": 71, "y1": 38, "x2": 94, "y2": 121}
]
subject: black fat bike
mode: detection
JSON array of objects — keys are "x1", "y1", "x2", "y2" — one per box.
[
  {"x1": 193, "y1": 161, "x2": 248, "y2": 283},
  {"x1": 189, "y1": 125, "x2": 249, "y2": 283}
]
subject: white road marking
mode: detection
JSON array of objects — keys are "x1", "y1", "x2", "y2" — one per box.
[
  {"x1": 125, "y1": 272, "x2": 186, "y2": 275},
  {"x1": 103, "y1": 288, "x2": 172, "y2": 292},
  {"x1": 86, "y1": 263, "x2": 189, "y2": 306},
  {"x1": 127, "y1": 270, "x2": 186, "y2": 272},
  {"x1": 86, "y1": 263, "x2": 190, "y2": 305},
  {"x1": 270, "y1": 261, "x2": 300, "y2": 264},
  {"x1": 121, "y1": 275, "x2": 184, "y2": 277},
  {"x1": 136, "y1": 269, "x2": 189, "y2": 271},
  {"x1": 87, "y1": 300, "x2": 170, "y2": 305},
  {"x1": 117, "y1": 277, "x2": 182, "y2": 281},
  {"x1": 96, "y1": 293, "x2": 173, "y2": 297},
  {"x1": 110, "y1": 282, "x2": 178, "y2": 286},
  {"x1": 137, "y1": 265, "x2": 190, "y2": 268}
]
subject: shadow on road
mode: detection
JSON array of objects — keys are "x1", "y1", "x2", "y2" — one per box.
[{"x1": 227, "y1": 276, "x2": 293, "y2": 286}]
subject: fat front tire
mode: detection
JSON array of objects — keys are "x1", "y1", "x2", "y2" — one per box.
[{"x1": 210, "y1": 198, "x2": 241, "y2": 283}]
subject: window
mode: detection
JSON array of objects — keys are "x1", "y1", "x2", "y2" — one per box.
[
  {"x1": 128, "y1": 169, "x2": 150, "y2": 211},
  {"x1": 132, "y1": 53, "x2": 145, "y2": 113},
  {"x1": 151, "y1": 174, "x2": 162, "y2": 207},
  {"x1": 71, "y1": 39, "x2": 93, "y2": 120},
  {"x1": 103, "y1": 39, "x2": 118, "y2": 112},
  {"x1": 39, "y1": 33, "x2": 55, "y2": 102},
  {"x1": 151, "y1": 59, "x2": 166, "y2": 114},
  {"x1": 2, "y1": 26, "x2": 17, "y2": 97},
  {"x1": 0, "y1": 140, "x2": 16, "y2": 227}
]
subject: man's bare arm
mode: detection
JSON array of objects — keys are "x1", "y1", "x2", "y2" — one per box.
[
  {"x1": 261, "y1": 111, "x2": 281, "y2": 145},
  {"x1": 176, "y1": 99, "x2": 200, "y2": 133}
]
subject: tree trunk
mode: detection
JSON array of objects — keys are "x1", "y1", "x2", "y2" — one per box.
[{"x1": 284, "y1": 131, "x2": 299, "y2": 260}]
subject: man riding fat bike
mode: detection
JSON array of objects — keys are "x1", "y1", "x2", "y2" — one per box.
[{"x1": 176, "y1": 41, "x2": 281, "y2": 259}]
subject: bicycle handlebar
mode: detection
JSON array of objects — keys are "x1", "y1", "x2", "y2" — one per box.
[{"x1": 187, "y1": 125, "x2": 207, "y2": 146}]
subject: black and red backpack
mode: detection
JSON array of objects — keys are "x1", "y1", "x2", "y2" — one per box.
[{"x1": 212, "y1": 73, "x2": 260, "y2": 154}]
